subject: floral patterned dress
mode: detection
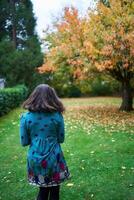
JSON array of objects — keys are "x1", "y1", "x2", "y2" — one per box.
[{"x1": 20, "y1": 111, "x2": 70, "y2": 187}]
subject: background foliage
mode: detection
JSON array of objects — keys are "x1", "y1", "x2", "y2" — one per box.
[{"x1": 0, "y1": 0, "x2": 43, "y2": 91}]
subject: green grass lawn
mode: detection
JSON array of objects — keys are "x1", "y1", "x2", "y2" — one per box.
[{"x1": 0, "y1": 97, "x2": 134, "y2": 200}]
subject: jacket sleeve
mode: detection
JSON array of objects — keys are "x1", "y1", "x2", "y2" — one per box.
[
  {"x1": 20, "y1": 114, "x2": 30, "y2": 146},
  {"x1": 57, "y1": 113, "x2": 65, "y2": 143}
]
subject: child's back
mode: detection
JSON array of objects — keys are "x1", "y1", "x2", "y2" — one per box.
[
  {"x1": 19, "y1": 84, "x2": 70, "y2": 199},
  {"x1": 20, "y1": 111, "x2": 69, "y2": 187}
]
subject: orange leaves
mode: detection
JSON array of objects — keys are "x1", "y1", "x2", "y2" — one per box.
[
  {"x1": 38, "y1": 63, "x2": 56, "y2": 73},
  {"x1": 57, "y1": 22, "x2": 69, "y2": 32},
  {"x1": 90, "y1": 0, "x2": 134, "y2": 74},
  {"x1": 68, "y1": 59, "x2": 83, "y2": 67},
  {"x1": 64, "y1": 7, "x2": 79, "y2": 26},
  {"x1": 64, "y1": 98, "x2": 134, "y2": 128},
  {"x1": 83, "y1": 41, "x2": 95, "y2": 57},
  {"x1": 95, "y1": 60, "x2": 113, "y2": 72},
  {"x1": 57, "y1": 7, "x2": 80, "y2": 34},
  {"x1": 73, "y1": 67, "x2": 86, "y2": 80},
  {"x1": 101, "y1": 45, "x2": 113, "y2": 56},
  {"x1": 98, "y1": 1, "x2": 111, "y2": 16},
  {"x1": 60, "y1": 43, "x2": 73, "y2": 58},
  {"x1": 38, "y1": 1, "x2": 134, "y2": 80},
  {"x1": 38, "y1": 6, "x2": 85, "y2": 76}
]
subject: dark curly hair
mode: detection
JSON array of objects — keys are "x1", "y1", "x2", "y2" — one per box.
[{"x1": 22, "y1": 84, "x2": 65, "y2": 113}]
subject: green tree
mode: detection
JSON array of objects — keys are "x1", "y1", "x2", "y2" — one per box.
[
  {"x1": 0, "y1": 0, "x2": 37, "y2": 48},
  {"x1": 0, "y1": 0, "x2": 43, "y2": 89}
]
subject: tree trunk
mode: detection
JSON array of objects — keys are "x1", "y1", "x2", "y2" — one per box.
[
  {"x1": 119, "y1": 80, "x2": 133, "y2": 111},
  {"x1": 10, "y1": 0, "x2": 17, "y2": 49}
]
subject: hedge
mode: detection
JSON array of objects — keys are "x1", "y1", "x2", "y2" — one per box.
[{"x1": 0, "y1": 85, "x2": 28, "y2": 116}]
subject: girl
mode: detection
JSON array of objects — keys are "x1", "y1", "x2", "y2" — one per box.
[{"x1": 20, "y1": 84, "x2": 70, "y2": 200}]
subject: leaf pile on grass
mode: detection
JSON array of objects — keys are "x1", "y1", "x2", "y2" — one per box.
[{"x1": 65, "y1": 106, "x2": 134, "y2": 131}]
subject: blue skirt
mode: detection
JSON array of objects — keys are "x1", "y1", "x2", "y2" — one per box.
[{"x1": 27, "y1": 142, "x2": 70, "y2": 187}]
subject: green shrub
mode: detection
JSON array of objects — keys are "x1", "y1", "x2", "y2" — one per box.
[
  {"x1": 90, "y1": 78, "x2": 120, "y2": 96},
  {"x1": 0, "y1": 85, "x2": 28, "y2": 116},
  {"x1": 66, "y1": 85, "x2": 81, "y2": 97},
  {"x1": 55, "y1": 84, "x2": 81, "y2": 97}
]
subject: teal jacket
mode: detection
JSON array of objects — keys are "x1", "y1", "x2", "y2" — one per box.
[
  {"x1": 20, "y1": 111, "x2": 65, "y2": 147},
  {"x1": 19, "y1": 111, "x2": 70, "y2": 186}
]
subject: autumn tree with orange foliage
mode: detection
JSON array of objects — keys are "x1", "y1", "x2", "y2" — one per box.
[
  {"x1": 38, "y1": 1, "x2": 134, "y2": 111},
  {"x1": 89, "y1": 0, "x2": 134, "y2": 111},
  {"x1": 38, "y1": 7, "x2": 97, "y2": 93},
  {"x1": 38, "y1": 7, "x2": 86, "y2": 79}
]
